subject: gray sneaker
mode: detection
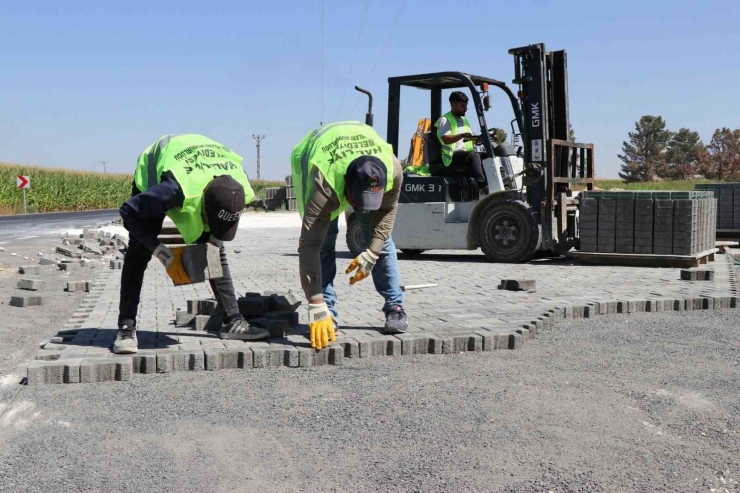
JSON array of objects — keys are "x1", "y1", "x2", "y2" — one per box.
[
  {"x1": 219, "y1": 318, "x2": 270, "y2": 341},
  {"x1": 113, "y1": 320, "x2": 138, "y2": 354},
  {"x1": 384, "y1": 306, "x2": 408, "y2": 334}
]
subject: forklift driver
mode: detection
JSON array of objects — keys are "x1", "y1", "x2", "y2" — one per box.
[{"x1": 432, "y1": 91, "x2": 488, "y2": 194}]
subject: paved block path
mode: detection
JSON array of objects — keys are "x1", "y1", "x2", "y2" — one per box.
[{"x1": 26, "y1": 224, "x2": 739, "y2": 384}]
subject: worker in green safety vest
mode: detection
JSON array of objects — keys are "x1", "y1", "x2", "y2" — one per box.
[
  {"x1": 432, "y1": 91, "x2": 488, "y2": 193},
  {"x1": 114, "y1": 134, "x2": 270, "y2": 354},
  {"x1": 291, "y1": 122, "x2": 409, "y2": 350}
]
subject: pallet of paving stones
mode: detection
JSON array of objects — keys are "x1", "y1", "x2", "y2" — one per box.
[
  {"x1": 577, "y1": 190, "x2": 716, "y2": 258},
  {"x1": 285, "y1": 174, "x2": 293, "y2": 186},
  {"x1": 569, "y1": 248, "x2": 718, "y2": 268},
  {"x1": 284, "y1": 198, "x2": 297, "y2": 211},
  {"x1": 695, "y1": 182, "x2": 740, "y2": 233}
]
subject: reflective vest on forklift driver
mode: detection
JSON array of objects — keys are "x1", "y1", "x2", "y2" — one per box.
[
  {"x1": 435, "y1": 111, "x2": 475, "y2": 167},
  {"x1": 133, "y1": 134, "x2": 255, "y2": 244},
  {"x1": 290, "y1": 121, "x2": 395, "y2": 220}
]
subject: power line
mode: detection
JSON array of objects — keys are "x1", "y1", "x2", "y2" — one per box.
[
  {"x1": 320, "y1": 0, "x2": 325, "y2": 126},
  {"x1": 252, "y1": 135, "x2": 265, "y2": 180},
  {"x1": 335, "y1": 0, "x2": 372, "y2": 120},
  {"x1": 99, "y1": 160, "x2": 109, "y2": 174},
  {"x1": 350, "y1": 0, "x2": 407, "y2": 116}
]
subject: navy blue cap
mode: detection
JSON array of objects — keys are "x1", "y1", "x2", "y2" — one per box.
[{"x1": 345, "y1": 156, "x2": 387, "y2": 212}]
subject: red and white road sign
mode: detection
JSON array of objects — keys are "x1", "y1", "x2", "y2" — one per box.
[{"x1": 16, "y1": 175, "x2": 30, "y2": 189}]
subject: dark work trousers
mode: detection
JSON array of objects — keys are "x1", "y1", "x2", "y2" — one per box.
[
  {"x1": 443, "y1": 151, "x2": 486, "y2": 184},
  {"x1": 118, "y1": 198, "x2": 241, "y2": 328}
]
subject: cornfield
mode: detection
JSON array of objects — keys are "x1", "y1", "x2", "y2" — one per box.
[{"x1": 0, "y1": 163, "x2": 287, "y2": 215}]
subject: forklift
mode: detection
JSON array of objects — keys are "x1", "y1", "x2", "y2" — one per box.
[{"x1": 345, "y1": 43, "x2": 595, "y2": 263}]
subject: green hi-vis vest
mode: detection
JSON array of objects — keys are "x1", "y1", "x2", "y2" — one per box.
[
  {"x1": 290, "y1": 121, "x2": 394, "y2": 220},
  {"x1": 133, "y1": 134, "x2": 255, "y2": 244},
  {"x1": 436, "y1": 111, "x2": 475, "y2": 166}
]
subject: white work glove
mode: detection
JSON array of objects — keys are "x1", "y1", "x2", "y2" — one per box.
[
  {"x1": 345, "y1": 249, "x2": 379, "y2": 286},
  {"x1": 307, "y1": 302, "x2": 335, "y2": 349},
  {"x1": 153, "y1": 243, "x2": 174, "y2": 269}
]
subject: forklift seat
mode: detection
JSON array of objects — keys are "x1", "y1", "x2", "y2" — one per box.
[{"x1": 423, "y1": 131, "x2": 443, "y2": 168}]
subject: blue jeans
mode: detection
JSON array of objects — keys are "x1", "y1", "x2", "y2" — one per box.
[{"x1": 320, "y1": 214, "x2": 404, "y2": 321}]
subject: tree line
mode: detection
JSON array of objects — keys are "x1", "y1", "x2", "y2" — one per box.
[{"x1": 618, "y1": 116, "x2": 740, "y2": 182}]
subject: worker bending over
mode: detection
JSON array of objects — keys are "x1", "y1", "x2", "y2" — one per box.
[
  {"x1": 114, "y1": 134, "x2": 270, "y2": 354},
  {"x1": 291, "y1": 122, "x2": 409, "y2": 350},
  {"x1": 433, "y1": 91, "x2": 488, "y2": 193}
]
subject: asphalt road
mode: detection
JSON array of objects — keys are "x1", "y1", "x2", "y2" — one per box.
[{"x1": 0, "y1": 210, "x2": 120, "y2": 243}]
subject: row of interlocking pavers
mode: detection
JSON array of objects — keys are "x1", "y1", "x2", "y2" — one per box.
[{"x1": 25, "y1": 226, "x2": 740, "y2": 384}]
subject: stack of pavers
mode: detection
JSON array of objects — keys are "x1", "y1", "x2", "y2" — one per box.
[
  {"x1": 263, "y1": 176, "x2": 297, "y2": 212},
  {"x1": 578, "y1": 190, "x2": 716, "y2": 256},
  {"x1": 175, "y1": 291, "x2": 302, "y2": 338},
  {"x1": 695, "y1": 183, "x2": 740, "y2": 233}
]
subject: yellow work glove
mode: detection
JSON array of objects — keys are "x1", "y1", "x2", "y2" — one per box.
[
  {"x1": 307, "y1": 302, "x2": 335, "y2": 350},
  {"x1": 346, "y1": 249, "x2": 379, "y2": 286},
  {"x1": 153, "y1": 244, "x2": 191, "y2": 286}
]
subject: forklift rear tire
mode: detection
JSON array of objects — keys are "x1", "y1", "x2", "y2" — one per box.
[
  {"x1": 476, "y1": 199, "x2": 541, "y2": 263},
  {"x1": 400, "y1": 249, "x2": 426, "y2": 256},
  {"x1": 345, "y1": 216, "x2": 367, "y2": 256}
]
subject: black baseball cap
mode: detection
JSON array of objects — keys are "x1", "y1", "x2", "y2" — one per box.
[
  {"x1": 449, "y1": 91, "x2": 469, "y2": 103},
  {"x1": 203, "y1": 175, "x2": 246, "y2": 241},
  {"x1": 345, "y1": 156, "x2": 387, "y2": 212}
]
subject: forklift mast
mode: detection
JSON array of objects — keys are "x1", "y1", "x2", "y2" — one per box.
[{"x1": 508, "y1": 43, "x2": 594, "y2": 252}]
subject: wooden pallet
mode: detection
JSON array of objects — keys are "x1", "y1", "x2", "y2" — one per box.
[{"x1": 568, "y1": 248, "x2": 718, "y2": 268}]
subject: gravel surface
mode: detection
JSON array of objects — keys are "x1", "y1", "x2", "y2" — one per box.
[
  {"x1": 0, "y1": 240, "x2": 97, "y2": 377},
  {"x1": 1, "y1": 308, "x2": 738, "y2": 492}
]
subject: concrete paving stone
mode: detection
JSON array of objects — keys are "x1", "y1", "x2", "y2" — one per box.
[
  {"x1": 196, "y1": 299, "x2": 219, "y2": 316},
  {"x1": 268, "y1": 291, "x2": 302, "y2": 312},
  {"x1": 26, "y1": 360, "x2": 65, "y2": 385},
  {"x1": 35, "y1": 350, "x2": 66, "y2": 361},
  {"x1": 195, "y1": 315, "x2": 222, "y2": 332},
  {"x1": 249, "y1": 318, "x2": 289, "y2": 338},
  {"x1": 174, "y1": 349, "x2": 205, "y2": 371},
  {"x1": 79, "y1": 359, "x2": 117, "y2": 383},
  {"x1": 283, "y1": 346, "x2": 299, "y2": 367},
  {"x1": 515, "y1": 327, "x2": 531, "y2": 340},
  {"x1": 180, "y1": 243, "x2": 223, "y2": 283},
  {"x1": 337, "y1": 339, "x2": 359, "y2": 359},
  {"x1": 155, "y1": 349, "x2": 179, "y2": 373},
  {"x1": 685, "y1": 297, "x2": 705, "y2": 311},
  {"x1": 250, "y1": 347, "x2": 267, "y2": 368},
  {"x1": 18, "y1": 265, "x2": 41, "y2": 275},
  {"x1": 298, "y1": 347, "x2": 315, "y2": 367},
  {"x1": 237, "y1": 297, "x2": 268, "y2": 317},
  {"x1": 221, "y1": 339, "x2": 246, "y2": 348},
  {"x1": 17, "y1": 279, "x2": 47, "y2": 291},
  {"x1": 131, "y1": 350, "x2": 157, "y2": 374},
  {"x1": 498, "y1": 279, "x2": 536, "y2": 292},
  {"x1": 204, "y1": 348, "x2": 226, "y2": 370},
  {"x1": 175, "y1": 310, "x2": 195, "y2": 326},
  {"x1": 265, "y1": 311, "x2": 300, "y2": 327}
]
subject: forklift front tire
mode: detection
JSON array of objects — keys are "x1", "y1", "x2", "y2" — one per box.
[
  {"x1": 345, "y1": 216, "x2": 367, "y2": 256},
  {"x1": 476, "y1": 199, "x2": 541, "y2": 263}
]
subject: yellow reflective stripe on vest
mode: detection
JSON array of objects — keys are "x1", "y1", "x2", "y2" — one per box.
[
  {"x1": 146, "y1": 134, "x2": 176, "y2": 190},
  {"x1": 439, "y1": 112, "x2": 474, "y2": 166}
]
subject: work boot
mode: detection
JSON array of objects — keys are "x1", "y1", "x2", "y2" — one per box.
[
  {"x1": 219, "y1": 317, "x2": 270, "y2": 341},
  {"x1": 384, "y1": 306, "x2": 408, "y2": 334},
  {"x1": 113, "y1": 319, "x2": 138, "y2": 354}
]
